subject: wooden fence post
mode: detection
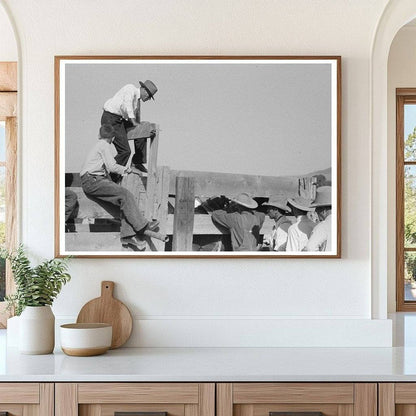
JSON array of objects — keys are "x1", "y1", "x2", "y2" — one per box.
[
  {"x1": 146, "y1": 126, "x2": 159, "y2": 219},
  {"x1": 172, "y1": 177, "x2": 195, "y2": 251},
  {"x1": 153, "y1": 166, "x2": 170, "y2": 251}
]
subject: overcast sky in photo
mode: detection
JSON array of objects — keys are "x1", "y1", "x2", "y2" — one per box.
[{"x1": 64, "y1": 60, "x2": 333, "y2": 177}]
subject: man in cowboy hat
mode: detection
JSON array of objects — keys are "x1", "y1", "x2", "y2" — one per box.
[
  {"x1": 101, "y1": 80, "x2": 158, "y2": 173},
  {"x1": 261, "y1": 196, "x2": 293, "y2": 251},
  {"x1": 211, "y1": 193, "x2": 265, "y2": 251},
  {"x1": 286, "y1": 196, "x2": 316, "y2": 252},
  {"x1": 306, "y1": 186, "x2": 332, "y2": 252},
  {"x1": 80, "y1": 124, "x2": 160, "y2": 250}
]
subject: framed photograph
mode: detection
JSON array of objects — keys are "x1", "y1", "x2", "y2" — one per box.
[{"x1": 55, "y1": 56, "x2": 341, "y2": 258}]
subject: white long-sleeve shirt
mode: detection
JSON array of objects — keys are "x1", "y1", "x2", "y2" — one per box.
[
  {"x1": 286, "y1": 215, "x2": 315, "y2": 252},
  {"x1": 80, "y1": 140, "x2": 127, "y2": 177},
  {"x1": 103, "y1": 84, "x2": 140, "y2": 120},
  {"x1": 306, "y1": 214, "x2": 332, "y2": 252}
]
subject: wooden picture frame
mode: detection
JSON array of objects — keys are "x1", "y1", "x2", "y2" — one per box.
[{"x1": 55, "y1": 56, "x2": 341, "y2": 258}]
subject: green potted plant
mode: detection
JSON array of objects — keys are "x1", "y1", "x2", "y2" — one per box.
[{"x1": 2, "y1": 245, "x2": 71, "y2": 354}]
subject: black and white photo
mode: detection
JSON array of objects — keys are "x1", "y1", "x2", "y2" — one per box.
[{"x1": 55, "y1": 56, "x2": 341, "y2": 257}]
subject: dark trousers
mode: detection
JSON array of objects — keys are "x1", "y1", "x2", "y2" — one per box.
[
  {"x1": 65, "y1": 188, "x2": 78, "y2": 222},
  {"x1": 81, "y1": 173, "x2": 148, "y2": 239},
  {"x1": 101, "y1": 111, "x2": 146, "y2": 167}
]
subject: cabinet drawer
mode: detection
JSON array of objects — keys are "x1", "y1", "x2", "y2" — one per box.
[
  {"x1": 56, "y1": 383, "x2": 215, "y2": 416},
  {"x1": 217, "y1": 383, "x2": 376, "y2": 416}
]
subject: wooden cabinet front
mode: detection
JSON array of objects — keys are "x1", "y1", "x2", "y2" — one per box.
[
  {"x1": 55, "y1": 383, "x2": 215, "y2": 416},
  {"x1": 0, "y1": 383, "x2": 53, "y2": 416},
  {"x1": 217, "y1": 383, "x2": 377, "y2": 416},
  {"x1": 378, "y1": 383, "x2": 416, "y2": 416}
]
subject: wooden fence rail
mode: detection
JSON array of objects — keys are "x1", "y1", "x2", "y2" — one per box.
[{"x1": 64, "y1": 126, "x2": 327, "y2": 252}]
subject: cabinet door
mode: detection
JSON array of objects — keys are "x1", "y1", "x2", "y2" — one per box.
[
  {"x1": 56, "y1": 383, "x2": 215, "y2": 416},
  {"x1": 379, "y1": 383, "x2": 416, "y2": 416},
  {"x1": 217, "y1": 383, "x2": 377, "y2": 416},
  {"x1": 0, "y1": 383, "x2": 53, "y2": 416}
]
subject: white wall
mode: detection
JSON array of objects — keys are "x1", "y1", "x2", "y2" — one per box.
[
  {"x1": 387, "y1": 25, "x2": 416, "y2": 312},
  {"x1": 0, "y1": 0, "x2": 393, "y2": 346},
  {"x1": 0, "y1": 4, "x2": 16, "y2": 61}
]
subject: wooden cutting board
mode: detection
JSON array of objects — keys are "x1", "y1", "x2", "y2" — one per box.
[{"x1": 76, "y1": 281, "x2": 133, "y2": 349}]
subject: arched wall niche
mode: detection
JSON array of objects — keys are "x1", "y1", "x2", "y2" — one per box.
[{"x1": 371, "y1": 0, "x2": 416, "y2": 319}]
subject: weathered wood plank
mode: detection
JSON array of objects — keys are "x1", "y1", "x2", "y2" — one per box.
[
  {"x1": 126, "y1": 122, "x2": 156, "y2": 140},
  {"x1": 68, "y1": 186, "x2": 117, "y2": 220},
  {"x1": 66, "y1": 232, "x2": 124, "y2": 252},
  {"x1": 0, "y1": 62, "x2": 17, "y2": 91},
  {"x1": 66, "y1": 169, "x2": 328, "y2": 201},
  {"x1": 153, "y1": 166, "x2": 170, "y2": 250},
  {"x1": 172, "y1": 177, "x2": 195, "y2": 251},
  {"x1": 169, "y1": 170, "x2": 328, "y2": 198},
  {"x1": 69, "y1": 215, "x2": 279, "y2": 236},
  {"x1": 146, "y1": 129, "x2": 159, "y2": 219},
  {"x1": 67, "y1": 172, "x2": 147, "y2": 221},
  {"x1": 0, "y1": 92, "x2": 17, "y2": 120},
  {"x1": 121, "y1": 171, "x2": 147, "y2": 216},
  {"x1": 167, "y1": 214, "x2": 277, "y2": 235}
]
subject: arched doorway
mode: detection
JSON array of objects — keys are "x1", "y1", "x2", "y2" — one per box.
[{"x1": 371, "y1": 0, "x2": 416, "y2": 319}]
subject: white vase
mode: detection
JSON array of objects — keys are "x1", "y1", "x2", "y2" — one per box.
[
  {"x1": 6, "y1": 315, "x2": 20, "y2": 347},
  {"x1": 19, "y1": 306, "x2": 55, "y2": 354}
]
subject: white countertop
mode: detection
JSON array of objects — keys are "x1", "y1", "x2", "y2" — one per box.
[{"x1": 2, "y1": 328, "x2": 416, "y2": 382}]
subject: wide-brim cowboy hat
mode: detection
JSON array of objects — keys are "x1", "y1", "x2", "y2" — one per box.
[
  {"x1": 262, "y1": 196, "x2": 290, "y2": 212},
  {"x1": 231, "y1": 193, "x2": 258, "y2": 209},
  {"x1": 287, "y1": 196, "x2": 314, "y2": 212},
  {"x1": 311, "y1": 186, "x2": 332, "y2": 207},
  {"x1": 139, "y1": 80, "x2": 158, "y2": 100}
]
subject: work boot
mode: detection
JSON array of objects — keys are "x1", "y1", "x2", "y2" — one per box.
[
  {"x1": 132, "y1": 163, "x2": 148, "y2": 173},
  {"x1": 120, "y1": 235, "x2": 146, "y2": 251},
  {"x1": 143, "y1": 229, "x2": 169, "y2": 242},
  {"x1": 146, "y1": 220, "x2": 159, "y2": 232}
]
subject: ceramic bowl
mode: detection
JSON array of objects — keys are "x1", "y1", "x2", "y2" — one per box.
[{"x1": 60, "y1": 323, "x2": 112, "y2": 356}]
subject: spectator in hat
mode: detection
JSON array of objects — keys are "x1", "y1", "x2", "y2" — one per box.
[
  {"x1": 211, "y1": 193, "x2": 265, "y2": 251},
  {"x1": 306, "y1": 186, "x2": 332, "y2": 252},
  {"x1": 80, "y1": 124, "x2": 159, "y2": 250},
  {"x1": 286, "y1": 196, "x2": 316, "y2": 252},
  {"x1": 261, "y1": 196, "x2": 293, "y2": 251},
  {"x1": 101, "y1": 80, "x2": 158, "y2": 172}
]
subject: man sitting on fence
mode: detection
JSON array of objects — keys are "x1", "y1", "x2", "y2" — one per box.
[
  {"x1": 211, "y1": 193, "x2": 265, "y2": 251},
  {"x1": 80, "y1": 124, "x2": 159, "y2": 250}
]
